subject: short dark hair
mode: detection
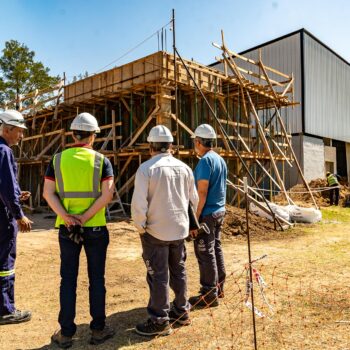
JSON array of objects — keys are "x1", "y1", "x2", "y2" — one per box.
[
  {"x1": 196, "y1": 137, "x2": 214, "y2": 148},
  {"x1": 73, "y1": 130, "x2": 95, "y2": 141},
  {"x1": 150, "y1": 142, "x2": 171, "y2": 153}
]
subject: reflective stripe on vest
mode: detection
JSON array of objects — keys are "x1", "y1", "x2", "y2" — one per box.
[
  {"x1": 54, "y1": 152, "x2": 102, "y2": 199},
  {"x1": 0, "y1": 269, "x2": 15, "y2": 277},
  {"x1": 327, "y1": 174, "x2": 338, "y2": 186}
]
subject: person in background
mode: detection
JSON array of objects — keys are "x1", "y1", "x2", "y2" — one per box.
[
  {"x1": 131, "y1": 125, "x2": 198, "y2": 336},
  {"x1": 326, "y1": 171, "x2": 340, "y2": 206}
]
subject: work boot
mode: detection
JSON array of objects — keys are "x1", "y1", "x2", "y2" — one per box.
[
  {"x1": 0, "y1": 310, "x2": 32, "y2": 325},
  {"x1": 90, "y1": 325, "x2": 115, "y2": 345},
  {"x1": 189, "y1": 294, "x2": 219, "y2": 309},
  {"x1": 168, "y1": 310, "x2": 191, "y2": 326},
  {"x1": 135, "y1": 319, "x2": 173, "y2": 336},
  {"x1": 51, "y1": 330, "x2": 73, "y2": 349}
]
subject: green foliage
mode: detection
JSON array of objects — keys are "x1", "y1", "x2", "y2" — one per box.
[
  {"x1": 0, "y1": 40, "x2": 60, "y2": 107},
  {"x1": 72, "y1": 70, "x2": 89, "y2": 83}
]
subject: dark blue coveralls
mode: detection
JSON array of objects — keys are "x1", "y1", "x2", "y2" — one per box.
[{"x1": 0, "y1": 136, "x2": 24, "y2": 316}]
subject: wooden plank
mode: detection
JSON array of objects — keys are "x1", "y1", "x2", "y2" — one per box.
[{"x1": 218, "y1": 118, "x2": 253, "y2": 129}]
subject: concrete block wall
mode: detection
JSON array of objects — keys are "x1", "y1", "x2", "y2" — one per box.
[{"x1": 303, "y1": 135, "x2": 325, "y2": 181}]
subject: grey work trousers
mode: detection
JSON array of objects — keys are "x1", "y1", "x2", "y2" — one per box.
[
  {"x1": 140, "y1": 232, "x2": 190, "y2": 324},
  {"x1": 194, "y1": 211, "x2": 226, "y2": 298}
]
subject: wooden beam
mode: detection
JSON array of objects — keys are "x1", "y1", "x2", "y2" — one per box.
[
  {"x1": 170, "y1": 113, "x2": 195, "y2": 137},
  {"x1": 35, "y1": 133, "x2": 62, "y2": 160},
  {"x1": 118, "y1": 174, "x2": 136, "y2": 197},
  {"x1": 127, "y1": 106, "x2": 159, "y2": 147},
  {"x1": 115, "y1": 155, "x2": 134, "y2": 185}
]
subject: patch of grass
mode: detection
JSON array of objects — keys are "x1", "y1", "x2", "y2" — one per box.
[{"x1": 320, "y1": 206, "x2": 350, "y2": 223}]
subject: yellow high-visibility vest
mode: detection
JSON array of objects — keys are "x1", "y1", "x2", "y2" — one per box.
[
  {"x1": 327, "y1": 174, "x2": 339, "y2": 186},
  {"x1": 53, "y1": 147, "x2": 106, "y2": 228}
]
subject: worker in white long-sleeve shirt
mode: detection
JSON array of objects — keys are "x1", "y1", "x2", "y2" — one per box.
[{"x1": 131, "y1": 125, "x2": 198, "y2": 336}]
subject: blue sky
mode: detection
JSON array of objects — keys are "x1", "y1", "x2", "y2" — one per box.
[{"x1": 1, "y1": 0, "x2": 350, "y2": 82}]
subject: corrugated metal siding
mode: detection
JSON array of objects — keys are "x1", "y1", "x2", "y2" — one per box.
[
  {"x1": 211, "y1": 33, "x2": 302, "y2": 133},
  {"x1": 304, "y1": 33, "x2": 350, "y2": 142}
]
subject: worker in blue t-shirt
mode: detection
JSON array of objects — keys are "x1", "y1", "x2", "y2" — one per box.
[{"x1": 188, "y1": 124, "x2": 227, "y2": 308}]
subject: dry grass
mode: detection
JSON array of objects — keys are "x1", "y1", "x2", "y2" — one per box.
[{"x1": 1, "y1": 207, "x2": 350, "y2": 349}]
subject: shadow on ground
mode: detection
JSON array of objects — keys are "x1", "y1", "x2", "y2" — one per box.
[{"x1": 24, "y1": 307, "x2": 152, "y2": 350}]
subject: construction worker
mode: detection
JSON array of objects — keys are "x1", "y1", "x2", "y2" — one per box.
[
  {"x1": 131, "y1": 125, "x2": 198, "y2": 336},
  {"x1": 189, "y1": 124, "x2": 227, "y2": 308},
  {"x1": 43, "y1": 112, "x2": 115, "y2": 348},
  {"x1": 0, "y1": 110, "x2": 33, "y2": 325},
  {"x1": 326, "y1": 171, "x2": 340, "y2": 206}
]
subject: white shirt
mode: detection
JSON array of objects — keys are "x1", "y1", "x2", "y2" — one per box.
[{"x1": 131, "y1": 152, "x2": 199, "y2": 241}]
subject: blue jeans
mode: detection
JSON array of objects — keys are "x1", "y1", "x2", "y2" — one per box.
[
  {"x1": 194, "y1": 211, "x2": 226, "y2": 297},
  {"x1": 58, "y1": 226, "x2": 109, "y2": 337},
  {"x1": 140, "y1": 232, "x2": 189, "y2": 324}
]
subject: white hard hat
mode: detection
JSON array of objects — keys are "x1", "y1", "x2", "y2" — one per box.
[
  {"x1": 147, "y1": 125, "x2": 174, "y2": 143},
  {"x1": 0, "y1": 110, "x2": 27, "y2": 129},
  {"x1": 192, "y1": 124, "x2": 216, "y2": 139},
  {"x1": 70, "y1": 113, "x2": 100, "y2": 133}
]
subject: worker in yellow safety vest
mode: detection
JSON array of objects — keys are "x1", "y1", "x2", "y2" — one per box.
[
  {"x1": 326, "y1": 171, "x2": 340, "y2": 206},
  {"x1": 43, "y1": 112, "x2": 115, "y2": 348}
]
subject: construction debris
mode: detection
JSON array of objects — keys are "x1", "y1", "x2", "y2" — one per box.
[
  {"x1": 222, "y1": 205, "x2": 275, "y2": 237},
  {"x1": 274, "y1": 178, "x2": 350, "y2": 207}
]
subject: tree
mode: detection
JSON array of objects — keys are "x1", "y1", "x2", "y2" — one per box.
[
  {"x1": 72, "y1": 70, "x2": 89, "y2": 83},
  {"x1": 0, "y1": 40, "x2": 60, "y2": 109}
]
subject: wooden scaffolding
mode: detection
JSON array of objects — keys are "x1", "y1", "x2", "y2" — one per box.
[{"x1": 4, "y1": 41, "x2": 316, "y2": 219}]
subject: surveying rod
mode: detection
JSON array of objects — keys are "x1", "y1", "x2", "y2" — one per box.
[{"x1": 244, "y1": 177, "x2": 258, "y2": 350}]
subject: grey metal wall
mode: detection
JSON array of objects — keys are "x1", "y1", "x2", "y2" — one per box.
[
  {"x1": 211, "y1": 32, "x2": 303, "y2": 134},
  {"x1": 304, "y1": 33, "x2": 350, "y2": 142}
]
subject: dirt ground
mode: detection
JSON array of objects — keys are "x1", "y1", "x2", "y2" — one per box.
[{"x1": 1, "y1": 207, "x2": 350, "y2": 349}]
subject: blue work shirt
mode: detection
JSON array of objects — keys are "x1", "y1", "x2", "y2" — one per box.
[
  {"x1": 194, "y1": 150, "x2": 227, "y2": 217},
  {"x1": 0, "y1": 136, "x2": 23, "y2": 222}
]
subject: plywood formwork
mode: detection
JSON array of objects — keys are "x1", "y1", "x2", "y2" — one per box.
[{"x1": 5, "y1": 47, "x2": 316, "y2": 217}]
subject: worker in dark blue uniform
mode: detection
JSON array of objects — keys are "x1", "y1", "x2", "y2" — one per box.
[{"x1": 0, "y1": 110, "x2": 33, "y2": 325}]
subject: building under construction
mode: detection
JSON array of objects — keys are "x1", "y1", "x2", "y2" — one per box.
[{"x1": 7, "y1": 36, "x2": 316, "y2": 224}]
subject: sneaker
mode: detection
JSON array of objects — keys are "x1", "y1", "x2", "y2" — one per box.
[
  {"x1": 90, "y1": 325, "x2": 115, "y2": 345},
  {"x1": 189, "y1": 294, "x2": 219, "y2": 309},
  {"x1": 218, "y1": 291, "x2": 225, "y2": 299},
  {"x1": 51, "y1": 330, "x2": 73, "y2": 349},
  {"x1": 135, "y1": 319, "x2": 173, "y2": 336},
  {"x1": 169, "y1": 310, "x2": 191, "y2": 326},
  {"x1": 0, "y1": 310, "x2": 32, "y2": 325}
]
